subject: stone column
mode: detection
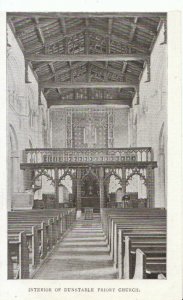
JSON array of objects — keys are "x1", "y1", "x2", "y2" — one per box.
[
  {"x1": 76, "y1": 168, "x2": 82, "y2": 210},
  {"x1": 146, "y1": 165, "x2": 155, "y2": 208},
  {"x1": 99, "y1": 167, "x2": 104, "y2": 209},
  {"x1": 54, "y1": 168, "x2": 59, "y2": 208}
]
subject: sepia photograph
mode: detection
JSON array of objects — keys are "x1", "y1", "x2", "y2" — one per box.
[{"x1": 6, "y1": 11, "x2": 168, "y2": 281}]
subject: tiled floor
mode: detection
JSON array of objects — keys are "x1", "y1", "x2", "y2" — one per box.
[{"x1": 34, "y1": 214, "x2": 117, "y2": 280}]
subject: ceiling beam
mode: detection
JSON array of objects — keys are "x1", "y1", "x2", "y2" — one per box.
[
  {"x1": 87, "y1": 62, "x2": 92, "y2": 82},
  {"x1": 40, "y1": 81, "x2": 138, "y2": 89},
  {"x1": 85, "y1": 18, "x2": 89, "y2": 55},
  {"x1": 43, "y1": 89, "x2": 51, "y2": 96},
  {"x1": 121, "y1": 18, "x2": 157, "y2": 36},
  {"x1": 47, "y1": 98, "x2": 132, "y2": 107},
  {"x1": 91, "y1": 62, "x2": 138, "y2": 82},
  {"x1": 14, "y1": 17, "x2": 156, "y2": 40},
  {"x1": 69, "y1": 61, "x2": 74, "y2": 82},
  {"x1": 88, "y1": 27, "x2": 150, "y2": 53},
  {"x1": 129, "y1": 17, "x2": 138, "y2": 42},
  {"x1": 107, "y1": 18, "x2": 113, "y2": 55},
  {"x1": 8, "y1": 12, "x2": 167, "y2": 19},
  {"x1": 38, "y1": 62, "x2": 86, "y2": 81},
  {"x1": 48, "y1": 62, "x2": 62, "y2": 95},
  {"x1": 37, "y1": 61, "x2": 138, "y2": 83},
  {"x1": 108, "y1": 18, "x2": 113, "y2": 35},
  {"x1": 121, "y1": 62, "x2": 128, "y2": 81},
  {"x1": 34, "y1": 17, "x2": 45, "y2": 46},
  {"x1": 60, "y1": 17, "x2": 67, "y2": 35},
  {"x1": 48, "y1": 62, "x2": 55, "y2": 74},
  {"x1": 23, "y1": 27, "x2": 150, "y2": 55},
  {"x1": 25, "y1": 53, "x2": 148, "y2": 62},
  {"x1": 122, "y1": 62, "x2": 128, "y2": 74}
]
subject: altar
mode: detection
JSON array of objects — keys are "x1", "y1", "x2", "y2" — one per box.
[{"x1": 81, "y1": 196, "x2": 100, "y2": 212}]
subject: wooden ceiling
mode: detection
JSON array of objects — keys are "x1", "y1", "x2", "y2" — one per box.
[{"x1": 7, "y1": 12, "x2": 167, "y2": 107}]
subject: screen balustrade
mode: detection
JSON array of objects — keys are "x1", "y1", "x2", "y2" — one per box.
[{"x1": 22, "y1": 147, "x2": 153, "y2": 165}]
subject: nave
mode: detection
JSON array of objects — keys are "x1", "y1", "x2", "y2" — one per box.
[
  {"x1": 7, "y1": 12, "x2": 167, "y2": 281},
  {"x1": 34, "y1": 214, "x2": 118, "y2": 280},
  {"x1": 8, "y1": 208, "x2": 166, "y2": 280}
]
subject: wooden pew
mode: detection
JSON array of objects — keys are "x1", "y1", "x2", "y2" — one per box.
[
  {"x1": 101, "y1": 208, "x2": 166, "y2": 244},
  {"x1": 118, "y1": 234, "x2": 166, "y2": 279},
  {"x1": 110, "y1": 217, "x2": 166, "y2": 261},
  {"x1": 9, "y1": 212, "x2": 59, "y2": 241},
  {"x1": 8, "y1": 217, "x2": 52, "y2": 255},
  {"x1": 8, "y1": 208, "x2": 75, "y2": 248},
  {"x1": 133, "y1": 248, "x2": 166, "y2": 279},
  {"x1": 100, "y1": 208, "x2": 166, "y2": 280},
  {"x1": 9, "y1": 208, "x2": 76, "y2": 239},
  {"x1": 116, "y1": 228, "x2": 166, "y2": 277},
  {"x1": 8, "y1": 225, "x2": 40, "y2": 268},
  {"x1": 158, "y1": 273, "x2": 166, "y2": 279},
  {"x1": 8, "y1": 231, "x2": 29, "y2": 279},
  {"x1": 100, "y1": 209, "x2": 166, "y2": 253},
  {"x1": 8, "y1": 208, "x2": 76, "y2": 279},
  {"x1": 101, "y1": 208, "x2": 166, "y2": 239}
]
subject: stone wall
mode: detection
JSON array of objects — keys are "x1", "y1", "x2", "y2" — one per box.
[
  {"x1": 7, "y1": 25, "x2": 50, "y2": 210},
  {"x1": 113, "y1": 108, "x2": 129, "y2": 147},
  {"x1": 128, "y1": 24, "x2": 167, "y2": 207}
]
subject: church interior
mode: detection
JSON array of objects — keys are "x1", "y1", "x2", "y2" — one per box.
[{"x1": 7, "y1": 12, "x2": 167, "y2": 280}]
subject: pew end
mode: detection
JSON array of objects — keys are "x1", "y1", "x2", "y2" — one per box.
[{"x1": 133, "y1": 249, "x2": 146, "y2": 279}]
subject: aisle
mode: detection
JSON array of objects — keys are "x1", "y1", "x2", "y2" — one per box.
[{"x1": 34, "y1": 214, "x2": 117, "y2": 280}]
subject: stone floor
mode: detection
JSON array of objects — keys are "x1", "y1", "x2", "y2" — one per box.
[{"x1": 33, "y1": 214, "x2": 118, "y2": 280}]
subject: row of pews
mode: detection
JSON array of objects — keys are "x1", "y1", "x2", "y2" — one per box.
[
  {"x1": 8, "y1": 208, "x2": 76, "y2": 279},
  {"x1": 101, "y1": 208, "x2": 166, "y2": 279}
]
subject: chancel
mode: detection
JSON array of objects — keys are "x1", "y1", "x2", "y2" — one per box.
[{"x1": 7, "y1": 12, "x2": 167, "y2": 280}]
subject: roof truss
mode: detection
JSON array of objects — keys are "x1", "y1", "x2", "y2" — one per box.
[{"x1": 7, "y1": 12, "x2": 167, "y2": 107}]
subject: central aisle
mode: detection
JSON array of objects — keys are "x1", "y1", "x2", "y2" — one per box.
[{"x1": 34, "y1": 214, "x2": 117, "y2": 280}]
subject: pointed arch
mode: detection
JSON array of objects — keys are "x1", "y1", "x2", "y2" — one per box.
[
  {"x1": 126, "y1": 170, "x2": 147, "y2": 186},
  {"x1": 104, "y1": 171, "x2": 122, "y2": 184}
]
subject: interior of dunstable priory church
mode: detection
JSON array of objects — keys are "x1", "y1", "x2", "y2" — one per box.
[{"x1": 7, "y1": 12, "x2": 167, "y2": 280}]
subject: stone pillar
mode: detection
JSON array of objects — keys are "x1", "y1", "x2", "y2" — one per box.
[
  {"x1": 121, "y1": 167, "x2": 127, "y2": 196},
  {"x1": 99, "y1": 167, "x2": 104, "y2": 209},
  {"x1": 146, "y1": 165, "x2": 155, "y2": 208},
  {"x1": 54, "y1": 168, "x2": 59, "y2": 207},
  {"x1": 76, "y1": 168, "x2": 82, "y2": 210}
]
